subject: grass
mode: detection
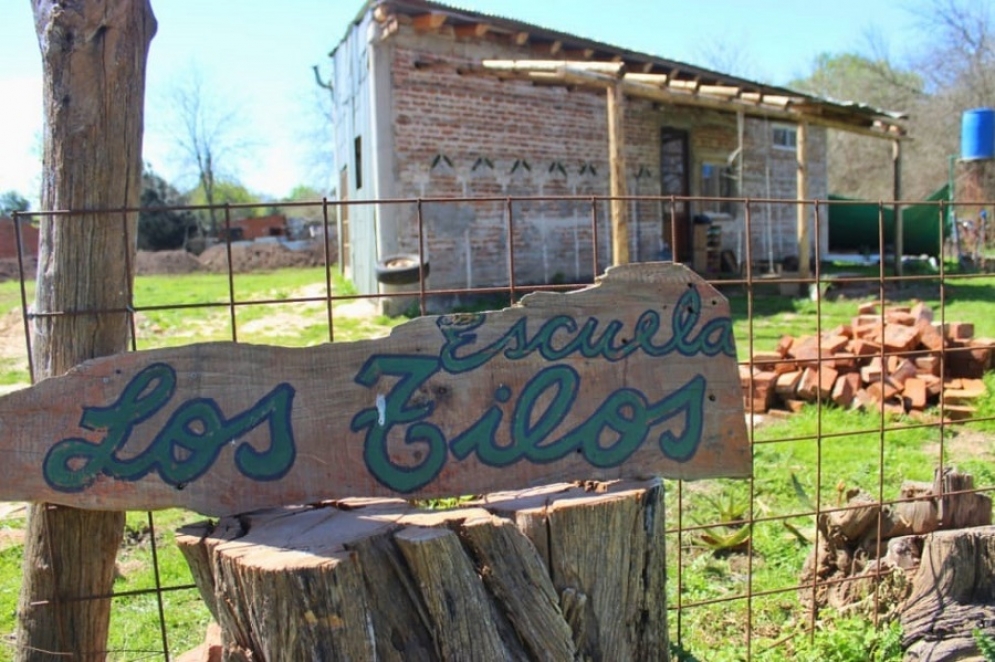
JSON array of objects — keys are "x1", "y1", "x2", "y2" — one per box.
[{"x1": 1, "y1": 265, "x2": 994, "y2": 659}]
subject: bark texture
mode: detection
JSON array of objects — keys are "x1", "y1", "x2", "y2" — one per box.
[
  {"x1": 901, "y1": 526, "x2": 995, "y2": 662},
  {"x1": 16, "y1": 2, "x2": 155, "y2": 660},
  {"x1": 799, "y1": 469, "x2": 991, "y2": 615},
  {"x1": 176, "y1": 480, "x2": 667, "y2": 661}
]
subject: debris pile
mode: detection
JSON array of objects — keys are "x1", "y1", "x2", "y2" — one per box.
[{"x1": 741, "y1": 301, "x2": 994, "y2": 419}]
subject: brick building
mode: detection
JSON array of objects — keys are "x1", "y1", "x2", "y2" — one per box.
[
  {"x1": 0, "y1": 217, "x2": 39, "y2": 260},
  {"x1": 330, "y1": 0, "x2": 905, "y2": 302},
  {"x1": 217, "y1": 214, "x2": 288, "y2": 242}
]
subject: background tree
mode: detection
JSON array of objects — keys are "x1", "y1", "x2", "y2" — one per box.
[
  {"x1": 138, "y1": 168, "x2": 197, "y2": 250},
  {"x1": 0, "y1": 190, "x2": 30, "y2": 216},
  {"x1": 185, "y1": 178, "x2": 265, "y2": 220},
  {"x1": 167, "y1": 69, "x2": 252, "y2": 235},
  {"x1": 280, "y1": 183, "x2": 328, "y2": 222},
  {"x1": 790, "y1": 54, "x2": 923, "y2": 199},
  {"x1": 791, "y1": 0, "x2": 995, "y2": 201},
  {"x1": 18, "y1": 2, "x2": 155, "y2": 660}
]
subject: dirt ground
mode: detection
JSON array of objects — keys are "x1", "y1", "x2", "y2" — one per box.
[
  {"x1": 195, "y1": 242, "x2": 329, "y2": 274},
  {"x1": 4, "y1": 241, "x2": 333, "y2": 282}
]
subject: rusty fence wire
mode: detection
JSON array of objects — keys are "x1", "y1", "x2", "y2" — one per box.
[{"x1": 2, "y1": 193, "x2": 994, "y2": 660}]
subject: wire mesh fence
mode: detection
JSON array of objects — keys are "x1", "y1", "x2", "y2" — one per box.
[{"x1": 1, "y1": 193, "x2": 993, "y2": 660}]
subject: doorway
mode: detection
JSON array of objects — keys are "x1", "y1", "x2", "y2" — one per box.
[{"x1": 660, "y1": 128, "x2": 691, "y2": 262}]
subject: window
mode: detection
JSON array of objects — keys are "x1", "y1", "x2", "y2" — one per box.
[
  {"x1": 772, "y1": 125, "x2": 797, "y2": 150},
  {"x1": 699, "y1": 162, "x2": 738, "y2": 216},
  {"x1": 354, "y1": 136, "x2": 363, "y2": 190}
]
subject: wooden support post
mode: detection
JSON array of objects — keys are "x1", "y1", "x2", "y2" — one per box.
[
  {"x1": 796, "y1": 121, "x2": 810, "y2": 280},
  {"x1": 607, "y1": 81, "x2": 629, "y2": 265},
  {"x1": 893, "y1": 138, "x2": 903, "y2": 278}
]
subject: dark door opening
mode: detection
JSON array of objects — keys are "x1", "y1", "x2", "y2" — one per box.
[{"x1": 660, "y1": 128, "x2": 691, "y2": 263}]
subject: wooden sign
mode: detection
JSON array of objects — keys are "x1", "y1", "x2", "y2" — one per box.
[{"x1": 0, "y1": 263, "x2": 749, "y2": 515}]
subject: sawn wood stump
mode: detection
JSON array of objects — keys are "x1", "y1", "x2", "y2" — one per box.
[{"x1": 176, "y1": 479, "x2": 667, "y2": 661}]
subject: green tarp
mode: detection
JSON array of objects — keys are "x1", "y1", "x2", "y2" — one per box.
[{"x1": 828, "y1": 185, "x2": 950, "y2": 257}]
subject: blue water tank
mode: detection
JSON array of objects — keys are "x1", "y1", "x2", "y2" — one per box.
[{"x1": 961, "y1": 108, "x2": 995, "y2": 160}]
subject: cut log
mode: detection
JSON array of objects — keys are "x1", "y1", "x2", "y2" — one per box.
[
  {"x1": 901, "y1": 526, "x2": 995, "y2": 661},
  {"x1": 176, "y1": 480, "x2": 667, "y2": 662}
]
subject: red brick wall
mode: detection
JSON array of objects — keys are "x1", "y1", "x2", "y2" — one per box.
[
  {"x1": 0, "y1": 217, "x2": 39, "y2": 260},
  {"x1": 383, "y1": 26, "x2": 827, "y2": 288},
  {"x1": 219, "y1": 214, "x2": 287, "y2": 241}
]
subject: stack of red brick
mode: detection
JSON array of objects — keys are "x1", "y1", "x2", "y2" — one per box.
[{"x1": 742, "y1": 301, "x2": 994, "y2": 420}]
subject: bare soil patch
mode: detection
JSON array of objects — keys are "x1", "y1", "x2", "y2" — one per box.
[
  {"x1": 135, "y1": 249, "x2": 204, "y2": 275},
  {"x1": 197, "y1": 242, "x2": 327, "y2": 273}
]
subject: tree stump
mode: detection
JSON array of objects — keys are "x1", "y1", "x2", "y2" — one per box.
[
  {"x1": 176, "y1": 479, "x2": 666, "y2": 661},
  {"x1": 901, "y1": 526, "x2": 995, "y2": 661}
]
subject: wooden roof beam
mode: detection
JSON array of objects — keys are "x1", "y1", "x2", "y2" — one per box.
[
  {"x1": 562, "y1": 48, "x2": 596, "y2": 60},
  {"x1": 461, "y1": 62, "x2": 905, "y2": 139},
  {"x1": 412, "y1": 12, "x2": 447, "y2": 31},
  {"x1": 620, "y1": 78, "x2": 902, "y2": 138},
  {"x1": 480, "y1": 59, "x2": 625, "y2": 76},
  {"x1": 455, "y1": 23, "x2": 490, "y2": 38},
  {"x1": 514, "y1": 31, "x2": 529, "y2": 45}
]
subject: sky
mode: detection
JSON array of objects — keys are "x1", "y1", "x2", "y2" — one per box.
[{"x1": 0, "y1": 0, "x2": 922, "y2": 205}]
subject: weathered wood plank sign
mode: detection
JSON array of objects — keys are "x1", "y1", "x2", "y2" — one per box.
[{"x1": 0, "y1": 263, "x2": 749, "y2": 515}]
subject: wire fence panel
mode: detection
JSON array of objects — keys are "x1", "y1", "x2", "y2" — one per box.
[{"x1": 1, "y1": 194, "x2": 993, "y2": 660}]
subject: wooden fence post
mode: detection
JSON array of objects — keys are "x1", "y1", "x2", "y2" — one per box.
[{"x1": 16, "y1": 2, "x2": 156, "y2": 660}]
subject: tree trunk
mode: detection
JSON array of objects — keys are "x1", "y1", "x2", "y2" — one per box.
[
  {"x1": 176, "y1": 479, "x2": 667, "y2": 661},
  {"x1": 901, "y1": 526, "x2": 995, "y2": 662},
  {"x1": 16, "y1": 2, "x2": 156, "y2": 660}
]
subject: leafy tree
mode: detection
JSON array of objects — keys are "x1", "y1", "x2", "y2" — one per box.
[
  {"x1": 790, "y1": 54, "x2": 923, "y2": 199},
  {"x1": 280, "y1": 184, "x2": 329, "y2": 222},
  {"x1": 792, "y1": 1, "x2": 995, "y2": 200},
  {"x1": 0, "y1": 190, "x2": 30, "y2": 215},
  {"x1": 185, "y1": 179, "x2": 265, "y2": 220},
  {"x1": 138, "y1": 168, "x2": 197, "y2": 250}
]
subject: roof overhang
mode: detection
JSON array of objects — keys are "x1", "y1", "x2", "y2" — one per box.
[{"x1": 368, "y1": 0, "x2": 907, "y2": 139}]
